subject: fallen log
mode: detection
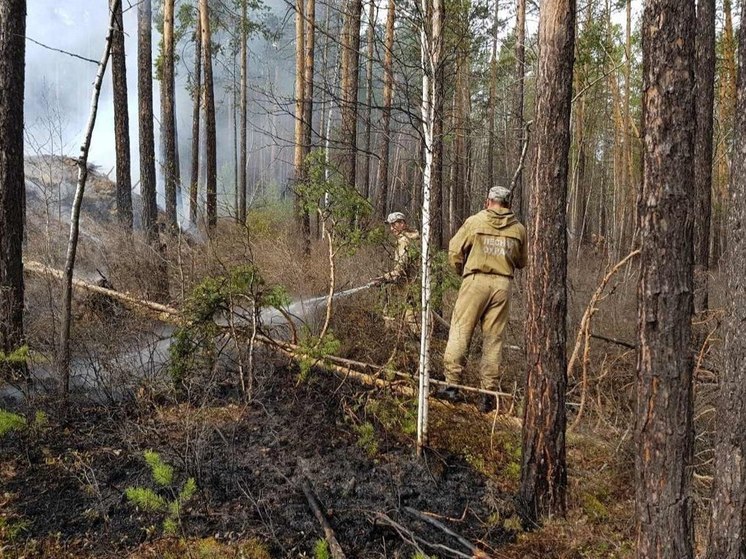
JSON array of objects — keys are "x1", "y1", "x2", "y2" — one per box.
[
  {"x1": 24, "y1": 260, "x2": 181, "y2": 323},
  {"x1": 300, "y1": 476, "x2": 347, "y2": 559},
  {"x1": 24, "y1": 260, "x2": 515, "y2": 410},
  {"x1": 403, "y1": 506, "x2": 481, "y2": 555}
]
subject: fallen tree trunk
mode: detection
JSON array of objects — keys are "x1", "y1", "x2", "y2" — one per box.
[
  {"x1": 24, "y1": 261, "x2": 513, "y2": 406},
  {"x1": 25, "y1": 260, "x2": 181, "y2": 322},
  {"x1": 301, "y1": 476, "x2": 347, "y2": 559}
]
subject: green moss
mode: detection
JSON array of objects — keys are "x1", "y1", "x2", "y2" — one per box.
[
  {"x1": 314, "y1": 539, "x2": 331, "y2": 559},
  {"x1": 354, "y1": 422, "x2": 379, "y2": 457}
]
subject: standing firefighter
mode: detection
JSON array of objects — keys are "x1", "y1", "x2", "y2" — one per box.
[
  {"x1": 371, "y1": 212, "x2": 420, "y2": 335},
  {"x1": 438, "y1": 186, "x2": 527, "y2": 412}
]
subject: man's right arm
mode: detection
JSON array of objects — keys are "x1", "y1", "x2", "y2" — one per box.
[{"x1": 448, "y1": 221, "x2": 472, "y2": 276}]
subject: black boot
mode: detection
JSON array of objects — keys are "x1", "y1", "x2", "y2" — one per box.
[
  {"x1": 434, "y1": 386, "x2": 463, "y2": 403},
  {"x1": 478, "y1": 394, "x2": 497, "y2": 414}
]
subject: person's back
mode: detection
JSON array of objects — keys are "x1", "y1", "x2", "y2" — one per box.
[{"x1": 448, "y1": 207, "x2": 526, "y2": 279}]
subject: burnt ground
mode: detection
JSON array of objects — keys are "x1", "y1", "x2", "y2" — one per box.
[{"x1": 0, "y1": 346, "x2": 521, "y2": 559}]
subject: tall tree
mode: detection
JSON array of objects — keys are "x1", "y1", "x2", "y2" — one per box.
[
  {"x1": 635, "y1": 0, "x2": 696, "y2": 557},
  {"x1": 430, "y1": 0, "x2": 444, "y2": 248},
  {"x1": 340, "y1": 0, "x2": 363, "y2": 191},
  {"x1": 189, "y1": 12, "x2": 202, "y2": 225},
  {"x1": 161, "y1": 0, "x2": 179, "y2": 233},
  {"x1": 705, "y1": 2, "x2": 746, "y2": 555},
  {"x1": 486, "y1": 0, "x2": 499, "y2": 191},
  {"x1": 511, "y1": 0, "x2": 526, "y2": 215},
  {"x1": 693, "y1": 0, "x2": 715, "y2": 312},
  {"x1": 303, "y1": 0, "x2": 316, "y2": 175},
  {"x1": 519, "y1": 0, "x2": 574, "y2": 522},
  {"x1": 292, "y1": 0, "x2": 310, "y2": 252},
  {"x1": 374, "y1": 0, "x2": 395, "y2": 218},
  {"x1": 60, "y1": 1, "x2": 119, "y2": 398},
  {"x1": 200, "y1": 0, "x2": 217, "y2": 229},
  {"x1": 139, "y1": 0, "x2": 158, "y2": 241},
  {"x1": 362, "y1": 0, "x2": 376, "y2": 200},
  {"x1": 0, "y1": 0, "x2": 26, "y2": 373},
  {"x1": 238, "y1": 0, "x2": 249, "y2": 225},
  {"x1": 111, "y1": 0, "x2": 132, "y2": 229}
]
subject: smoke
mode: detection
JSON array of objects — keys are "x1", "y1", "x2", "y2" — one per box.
[{"x1": 25, "y1": 0, "x2": 298, "y2": 223}]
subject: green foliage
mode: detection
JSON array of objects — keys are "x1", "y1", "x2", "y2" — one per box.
[
  {"x1": 169, "y1": 264, "x2": 287, "y2": 385},
  {"x1": 0, "y1": 409, "x2": 26, "y2": 437},
  {"x1": 144, "y1": 450, "x2": 175, "y2": 486},
  {"x1": 0, "y1": 516, "x2": 29, "y2": 544},
  {"x1": 296, "y1": 332, "x2": 341, "y2": 382},
  {"x1": 126, "y1": 451, "x2": 196, "y2": 536},
  {"x1": 366, "y1": 397, "x2": 418, "y2": 438},
  {"x1": 411, "y1": 552, "x2": 436, "y2": 559},
  {"x1": 125, "y1": 487, "x2": 168, "y2": 512},
  {"x1": 354, "y1": 422, "x2": 379, "y2": 457},
  {"x1": 314, "y1": 538, "x2": 331, "y2": 559},
  {"x1": 296, "y1": 150, "x2": 374, "y2": 253},
  {"x1": 0, "y1": 344, "x2": 29, "y2": 365}
]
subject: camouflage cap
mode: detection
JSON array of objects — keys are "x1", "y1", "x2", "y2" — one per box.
[
  {"x1": 385, "y1": 211, "x2": 407, "y2": 224},
  {"x1": 488, "y1": 186, "x2": 511, "y2": 202}
]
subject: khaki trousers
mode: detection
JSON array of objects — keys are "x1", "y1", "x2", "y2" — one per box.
[{"x1": 443, "y1": 273, "x2": 511, "y2": 391}]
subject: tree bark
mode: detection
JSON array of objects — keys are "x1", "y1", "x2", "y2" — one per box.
[
  {"x1": 519, "y1": 0, "x2": 574, "y2": 522},
  {"x1": 430, "y1": 0, "x2": 444, "y2": 249},
  {"x1": 200, "y1": 0, "x2": 217, "y2": 230},
  {"x1": 60, "y1": 1, "x2": 119, "y2": 399},
  {"x1": 486, "y1": 0, "x2": 498, "y2": 191},
  {"x1": 189, "y1": 13, "x2": 202, "y2": 225},
  {"x1": 362, "y1": 0, "x2": 376, "y2": 200},
  {"x1": 293, "y1": 0, "x2": 310, "y2": 252},
  {"x1": 340, "y1": 0, "x2": 363, "y2": 191},
  {"x1": 693, "y1": 0, "x2": 715, "y2": 313},
  {"x1": 139, "y1": 0, "x2": 158, "y2": 241},
  {"x1": 635, "y1": 1, "x2": 696, "y2": 557},
  {"x1": 374, "y1": 0, "x2": 395, "y2": 218},
  {"x1": 161, "y1": 0, "x2": 178, "y2": 233},
  {"x1": 238, "y1": 0, "x2": 248, "y2": 225},
  {"x1": 511, "y1": 0, "x2": 526, "y2": 216},
  {"x1": 705, "y1": 2, "x2": 746, "y2": 555},
  {"x1": 110, "y1": 0, "x2": 132, "y2": 230},
  {"x1": 0, "y1": 0, "x2": 26, "y2": 372}
]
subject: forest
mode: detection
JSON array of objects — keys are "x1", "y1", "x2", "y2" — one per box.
[{"x1": 0, "y1": 0, "x2": 744, "y2": 557}]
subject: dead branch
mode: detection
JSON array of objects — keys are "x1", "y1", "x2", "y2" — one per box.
[
  {"x1": 509, "y1": 120, "x2": 533, "y2": 194},
  {"x1": 300, "y1": 476, "x2": 347, "y2": 559},
  {"x1": 402, "y1": 506, "x2": 487, "y2": 556},
  {"x1": 374, "y1": 512, "x2": 476, "y2": 559},
  {"x1": 25, "y1": 260, "x2": 181, "y2": 322}
]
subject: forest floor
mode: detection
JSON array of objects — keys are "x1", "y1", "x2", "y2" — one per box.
[{"x1": 1, "y1": 172, "x2": 725, "y2": 557}]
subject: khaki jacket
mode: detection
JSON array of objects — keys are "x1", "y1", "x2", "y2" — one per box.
[
  {"x1": 448, "y1": 208, "x2": 527, "y2": 278},
  {"x1": 383, "y1": 230, "x2": 420, "y2": 283}
]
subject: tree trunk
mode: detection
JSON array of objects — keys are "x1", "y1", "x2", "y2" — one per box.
[
  {"x1": 60, "y1": 1, "x2": 119, "y2": 399},
  {"x1": 139, "y1": 0, "x2": 158, "y2": 241},
  {"x1": 430, "y1": 0, "x2": 444, "y2": 249},
  {"x1": 161, "y1": 0, "x2": 178, "y2": 233},
  {"x1": 340, "y1": 0, "x2": 363, "y2": 191},
  {"x1": 362, "y1": 0, "x2": 376, "y2": 200},
  {"x1": 705, "y1": 2, "x2": 746, "y2": 555},
  {"x1": 110, "y1": 0, "x2": 132, "y2": 230},
  {"x1": 486, "y1": 0, "x2": 498, "y2": 191},
  {"x1": 635, "y1": 1, "x2": 696, "y2": 557},
  {"x1": 374, "y1": 0, "x2": 395, "y2": 218},
  {"x1": 303, "y1": 0, "x2": 315, "y2": 171},
  {"x1": 511, "y1": 0, "x2": 526, "y2": 216},
  {"x1": 0, "y1": 0, "x2": 26, "y2": 374},
  {"x1": 693, "y1": 0, "x2": 715, "y2": 313},
  {"x1": 189, "y1": 13, "x2": 202, "y2": 225},
  {"x1": 293, "y1": 0, "x2": 310, "y2": 252},
  {"x1": 238, "y1": 0, "x2": 248, "y2": 226},
  {"x1": 200, "y1": 0, "x2": 217, "y2": 230},
  {"x1": 519, "y1": 0, "x2": 574, "y2": 523}
]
